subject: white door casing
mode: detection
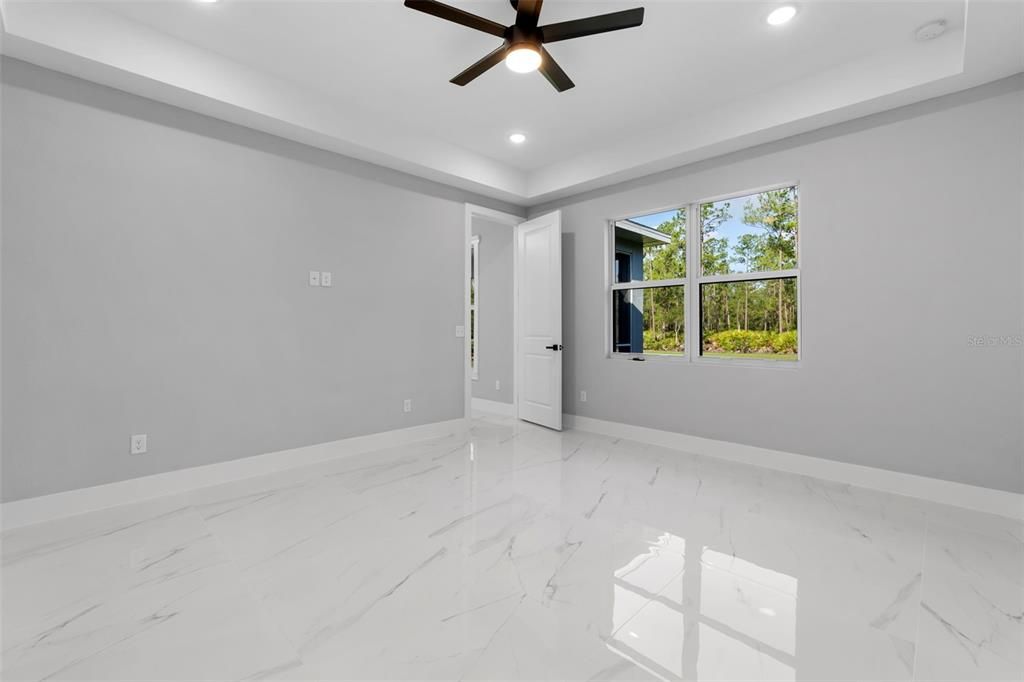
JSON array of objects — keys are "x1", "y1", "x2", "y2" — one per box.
[{"x1": 515, "y1": 211, "x2": 562, "y2": 430}]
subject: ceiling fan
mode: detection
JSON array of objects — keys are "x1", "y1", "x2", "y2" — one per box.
[{"x1": 404, "y1": 0, "x2": 645, "y2": 92}]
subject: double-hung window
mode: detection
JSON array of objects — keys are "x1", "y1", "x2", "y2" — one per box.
[{"x1": 610, "y1": 185, "x2": 799, "y2": 362}]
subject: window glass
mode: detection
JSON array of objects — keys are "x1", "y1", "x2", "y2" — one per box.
[
  {"x1": 700, "y1": 278, "x2": 797, "y2": 360},
  {"x1": 613, "y1": 208, "x2": 686, "y2": 283},
  {"x1": 701, "y1": 187, "x2": 797, "y2": 275},
  {"x1": 612, "y1": 285, "x2": 685, "y2": 356}
]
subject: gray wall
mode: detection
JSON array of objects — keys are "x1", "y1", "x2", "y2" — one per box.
[
  {"x1": 2, "y1": 57, "x2": 1021, "y2": 499},
  {"x1": 471, "y1": 217, "x2": 514, "y2": 404},
  {"x1": 0, "y1": 59, "x2": 522, "y2": 502},
  {"x1": 533, "y1": 78, "x2": 1024, "y2": 493}
]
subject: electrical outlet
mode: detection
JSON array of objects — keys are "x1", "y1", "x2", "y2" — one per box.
[
  {"x1": 308, "y1": 270, "x2": 321, "y2": 287},
  {"x1": 403, "y1": 399, "x2": 412, "y2": 413},
  {"x1": 580, "y1": 390, "x2": 587, "y2": 403},
  {"x1": 495, "y1": 380, "x2": 501, "y2": 391},
  {"x1": 320, "y1": 271, "x2": 332, "y2": 287},
  {"x1": 130, "y1": 434, "x2": 147, "y2": 455},
  {"x1": 455, "y1": 325, "x2": 466, "y2": 338}
]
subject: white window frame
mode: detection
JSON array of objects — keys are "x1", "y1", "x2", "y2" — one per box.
[
  {"x1": 606, "y1": 182, "x2": 801, "y2": 367},
  {"x1": 469, "y1": 235, "x2": 480, "y2": 380}
]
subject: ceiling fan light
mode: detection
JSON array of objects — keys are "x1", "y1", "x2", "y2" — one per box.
[{"x1": 505, "y1": 46, "x2": 542, "y2": 73}]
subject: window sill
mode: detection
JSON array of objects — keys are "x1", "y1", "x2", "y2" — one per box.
[
  {"x1": 693, "y1": 355, "x2": 801, "y2": 370},
  {"x1": 607, "y1": 353, "x2": 689, "y2": 364},
  {"x1": 607, "y1": 354, "x2": 801, "y2": 370}
]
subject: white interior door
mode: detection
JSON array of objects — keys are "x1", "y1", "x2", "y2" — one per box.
[{"x1": 516, "y1": 211, "x2": 562, "y2": 430}]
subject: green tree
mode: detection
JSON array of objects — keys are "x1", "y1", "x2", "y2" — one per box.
[
  {"x1": 641, "y1": 210, "x2": 687, "y2": 351},
  {"x1": 742, "y1": 188, "x2": 798, "y2": 332},
  {"x1": 698, "y1": 202, "x2": 732, "y2": 333},
  {"x1": 642, "y1": 209, "x2": 686, "y2": 280},
  {"x1": 731, "y1": 233, "x2": 764, "y2": 329}
]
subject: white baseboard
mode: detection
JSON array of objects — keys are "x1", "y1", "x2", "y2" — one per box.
[
  {"x1": 471, "y1": 397, "x2": 515, "y2": 417},
  {"x1": 564, "y1": 414, "x2": 1024, "y2": 520},
  {"x1": 1, "y1": 419, "x2": 466, "y2": 531},
  {"x1": 6, "y1": 414, "x2": 1018, "y2": 529}
]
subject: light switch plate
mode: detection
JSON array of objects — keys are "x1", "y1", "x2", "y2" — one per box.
[
  {"x1": 308, "y1": 271, "x2": 321, "y2": 287},
  {"x1": 455, "y1": 325, "x2": 466, "y2": 338},
  {"x1": 320, "y1": 271, "x2": 332, "y2": 287}
]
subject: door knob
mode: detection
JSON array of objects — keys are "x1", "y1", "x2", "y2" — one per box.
[{"x1": 545, "y1": 344, "x2": 563, "y2": 351}]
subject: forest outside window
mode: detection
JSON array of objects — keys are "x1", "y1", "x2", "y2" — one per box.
[{"x1": 609, "y1": 185, "x2": 799, "y2": 362}]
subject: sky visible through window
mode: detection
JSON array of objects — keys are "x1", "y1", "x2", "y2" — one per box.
[{"x1": 630, "y1": 201, "x2": 756, "y2": 252}]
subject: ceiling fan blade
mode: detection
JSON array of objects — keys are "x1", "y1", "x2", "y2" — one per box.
[
  {"x1": 540, "y1": 7, "x2": 645, "y2": 43},
  {"x1": 515, "y1": 0, "x2": 543, "y2": 29},
  {"x1": 451, "y1": 44, "x2": 511, "y2": 86},
  {"x1": 404, "y1": 0, "x2": 507, "y2": 38},
  {"x1": 538, "y1": 46, "x2": 574, "y2": 92}
]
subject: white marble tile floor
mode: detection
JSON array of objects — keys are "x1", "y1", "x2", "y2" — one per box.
[{"x1": 3, "y1": 416, "x2": 1021, "y2": 681}]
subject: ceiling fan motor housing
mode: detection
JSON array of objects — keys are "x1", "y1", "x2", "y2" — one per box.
[{"x1": 506, "y1": 24, "x2": 542, "y2": 52}]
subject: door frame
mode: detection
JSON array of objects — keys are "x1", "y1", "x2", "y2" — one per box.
[{"x1": 464, "y1": 203, "x2": 523, "y2": 421}]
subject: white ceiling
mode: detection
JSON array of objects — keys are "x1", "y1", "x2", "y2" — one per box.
[
  {"x1": 2, "y1": 0, "x2": 1022, "y2": 205},
  {"x1": 89, "y1": 0, "x2": 966, "y2": 171}
]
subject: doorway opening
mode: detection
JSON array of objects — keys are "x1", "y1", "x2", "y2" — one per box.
[{"x1": 464, "y1": 205, "x2": 520, "y2": 420}]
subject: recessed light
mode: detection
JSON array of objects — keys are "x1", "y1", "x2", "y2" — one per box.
[
  {"x1": 766, "y1": 6, "x2": 797, "y2": 26},
  {"x1": 508, "y1": 133, "x2": 527, "y2": 145},
  {"x1": 505, "y1": 46, "x2": 542, "y2": 74},
  {"x1": 196, "y1": 0, "x2": 219, "y2": 4}
]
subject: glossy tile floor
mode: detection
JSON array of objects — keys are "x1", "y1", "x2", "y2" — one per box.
[{"x1": 2, "y1": 416, "x2": 1022, "y2": 681}]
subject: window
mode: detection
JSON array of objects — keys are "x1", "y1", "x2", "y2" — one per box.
[
  {"x1": 610, "y1": 209, "x2": 687, "y2": 356},
  {"x1": 469, "y1": 236, "x2": 480, "y2": 379},
  {"x1": 609, "y1": 186, "x2": 799, "y2": 362}
]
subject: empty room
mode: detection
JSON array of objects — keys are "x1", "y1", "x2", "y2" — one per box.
[{"x1": 1, "y1": 1, "x2": 1022, "y2": 680}]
